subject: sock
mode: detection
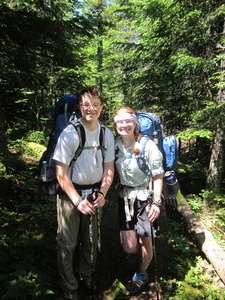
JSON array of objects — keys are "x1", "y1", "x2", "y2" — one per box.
[{"x1": 133, "y1": 270, "x2": 148, "y2": 282}]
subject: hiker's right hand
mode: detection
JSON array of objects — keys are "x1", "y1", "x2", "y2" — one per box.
[
  {"x1": 77, "y1": 198, "x2": 96, "y2": 215},
  {"x1": 146, "y1": 203, "x2": 160, "y2": 222}
]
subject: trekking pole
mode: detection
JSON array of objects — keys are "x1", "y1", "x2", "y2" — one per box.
[
  {"x1": 96, "y1": 205, "x2": 103, "y2": 300},
  {"x1": 94, "y1": 189, "x2": 103, "y2": 300},
  {"x1": 88, "y1": 189, "x2": 102, "y2": 300},
  {"x1": 151, "y1": 222, "x2": 160, "y2": 300},
  {"x1": 88, "y1": 194, "x2": 95, "y2": 300}
]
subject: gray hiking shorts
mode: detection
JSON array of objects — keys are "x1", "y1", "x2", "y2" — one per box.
[{"x1": 118, "y1": 196, "x2": 152, "y2": 237}]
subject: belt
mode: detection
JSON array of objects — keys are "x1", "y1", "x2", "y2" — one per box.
[{"x1": 73, "y1": 181, "x2": 101, "y2": 191}]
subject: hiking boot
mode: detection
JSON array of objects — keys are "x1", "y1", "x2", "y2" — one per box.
[
  {"x1": 126, "y1": 277, "x2": 148, "y2": 294},
  {"x1": 126, "y1": 271, "x2": 148, "y2": 294},
  {"x1": 63, "y1": 290, "x2": 79, "y2": 300},
  {"x1": 81, "y1": 276, "x2": 98, "y2": 295}
]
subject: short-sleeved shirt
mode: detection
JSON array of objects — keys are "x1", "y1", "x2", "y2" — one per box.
[
  {"x1": 115, "y1": 137, "x2": 164, "y2": 200},
  {"x1": 53, "y1": 120, "x2": 115, "y2": 185}
]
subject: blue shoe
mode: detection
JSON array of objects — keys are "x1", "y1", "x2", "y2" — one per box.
[
  {"x1": 126, "y1": 277, "x2": 148, "y2": 294},
  {"x1": 126, "y1": 271, "x2": 148, "y2": 294}
]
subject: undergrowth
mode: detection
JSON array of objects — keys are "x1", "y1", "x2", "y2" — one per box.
[{"x1": 186, "y1": 191, "x2": 225, "y2": 249}]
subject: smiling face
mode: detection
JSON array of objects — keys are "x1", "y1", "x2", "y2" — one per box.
[
  {"x1": 114, "y1": 108, "x2": 139, "y2": 139},
  {"x1": 115, "y1": 119, "x2": 137, "y2": 137},
  {"x1": 79, "y1": 93, "x2": 103, "y2": 123}
]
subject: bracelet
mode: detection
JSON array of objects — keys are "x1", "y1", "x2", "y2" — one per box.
[
  {"x1": 75, "y1": 196, "x2": 84, "y2": 207},
  {"x1": 98, "y1": 191, "x2": 105, "y2": 197},
  {"x1": 152, "y1": 198, "x2": 162, "y2": 207},
  {"x1": 152, "y1": 201, "x2": 161, "y2": 208}
]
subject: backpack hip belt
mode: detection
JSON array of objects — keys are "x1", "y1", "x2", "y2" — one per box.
[{"x1": 73, "y1": 181, "x2": 101, "y2": 193}]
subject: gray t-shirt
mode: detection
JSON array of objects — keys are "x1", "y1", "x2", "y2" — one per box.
[{"x1": 53, "y1": 120, "x2": 115, "y2": 185}]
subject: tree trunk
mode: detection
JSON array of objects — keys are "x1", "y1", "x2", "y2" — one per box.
[
  {"x1": 206, "y1": 124, "x2": 224, "y2": 191},
  {"x1": 206, "y1": 19, "x2": 225, "y2": 192},
  {"x1": 177, "y1": 197, "x2": 225, "y2": 284},
  {"x1": 97, "y1": 38, "x2": 103, "y2": 93},
  {"x1": 0, "y1": 95, "x2": 11, "y2": 173}
]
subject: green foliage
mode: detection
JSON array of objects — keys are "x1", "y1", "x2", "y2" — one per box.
[
  {"x1": 25, "y1": 131, "x2": 48, "y2": 146},
  {"x1": 104, "y1": 279, "x2": 126, "y2": 299},
  {"x1": 168, "y1": 257, "x2": 225, "y2": 300},
  {"x1": 0, "y1": 0, "x2": 93, "y2": 143},
  {"x1": 198, "y1": 189, "x2": 225, "y2": 206},
  {"x1": 161, "y1": 209, "x2": 225, "y2": 300},
  {"x1": 22, "y1": 142, "x2": 46, "y2": 159},
  {"x1": 5, "y1": 270, "x2": 54, "y2": 300},
  {"x1": 1, "y1": 0, "x2": 225, "y2": 190},
  {"x1": 186, "y1": 190, "x2": 225, "y2": 249},
  {"x1": 176, "y1": 128, "x2": 213, "y2": 140},
  {"x1": 0, "y1": 190, "x2": 57, "y2": 299},
  {"x1": 162, "y1": 219, "x2": 200, "y2": 280},
  {"x1": 185, "y1": 194, "x2": 205, "y2": 212},
  {"x1": 7, "y1": 130, "x2": 46, "y2": 162}
]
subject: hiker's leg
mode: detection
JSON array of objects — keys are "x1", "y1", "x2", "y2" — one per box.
[
  {"x1": 120, "y1": 230, "x2": 141, "y2": 269},
  {"x1": 124, "y1": 236, "x2": 152, "y2": 293},
  {"x1": 79, "y1": 212, "x2": 99, "y2": 278},
  {"x1": 57, "y1": 194, "x2": 80, "y2": 291},
  {"x1": 120, "y1": 230, "x2": 139, "y2": 254},
  {"x1": 134, "y1": 198, "x2": 153, "y2": 270},
  {"x1": 138, "y1": 235, "x2": 153, "y2": 270},
  {"x1": 118, "y1": 196, "x2": 141, "y2": 269}
]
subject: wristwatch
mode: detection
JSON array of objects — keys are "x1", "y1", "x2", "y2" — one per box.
[
  {"x1": 152, "y1": 198, "x2": 162, "y2": 207},
  {"x1": 75, "y1": 196, "x2": 85, "y2": 207}
]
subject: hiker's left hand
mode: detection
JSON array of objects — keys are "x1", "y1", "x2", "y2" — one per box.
[{"x1": 146, "y1": 204, "x2": 160, "y2": 222}]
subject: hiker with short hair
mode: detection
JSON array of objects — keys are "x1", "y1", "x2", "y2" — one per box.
[
  {"x1": 114, "y1": 106, "x2": 164, "y2": 294},
  {"x1": 53, "y1": 87, "x2": 114, "y2": 300}
]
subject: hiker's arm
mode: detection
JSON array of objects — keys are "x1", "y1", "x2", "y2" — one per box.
[
  {"x1": 147, "y1": 173, "x2": 163, "y2": 222},
  {"x1": 93, "y1": 160, "x2": 114, "y2": 208},
  {"x1": 55, "y1": 161, "x2": 96, "y2": 215},
  {"x1": 152, "y1": 173, "x2": 163, "y2": 200}
]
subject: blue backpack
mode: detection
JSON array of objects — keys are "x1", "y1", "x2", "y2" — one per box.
[
  {"x1": 136, "y1": 112, "x2": 178, "y2": 173},
  {"x1": 136, "y1": 112, "x2": 180, "y2": 207},
  {"x1": 38, "y1": 95, "x2": 105, "y2": 195}
]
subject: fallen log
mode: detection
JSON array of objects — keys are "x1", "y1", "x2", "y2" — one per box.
[{"x1": 177, "y1": 196, "x2": 225, "y2": 284}]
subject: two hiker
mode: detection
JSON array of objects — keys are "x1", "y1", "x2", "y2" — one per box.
[{"x1": 53, "y1": 87, "x2": 163, "y2": 300}]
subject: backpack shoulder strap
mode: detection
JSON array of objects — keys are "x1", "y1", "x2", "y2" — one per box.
[
  {"x1": 69, "y1": 120, "x2": 86, "y2": 161},
  {"x1": 98, "y1": 122, "x2": 106, "y2": 159},
  {"x1": 139, "y1": 136, "x2": 149, "y2": 156},
  {"x1": 69, "y1": 120, "x2": 106, "y2": 162},
  {"x1": 136, "y1": 136, "x2": 152, "y2": 176}
]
